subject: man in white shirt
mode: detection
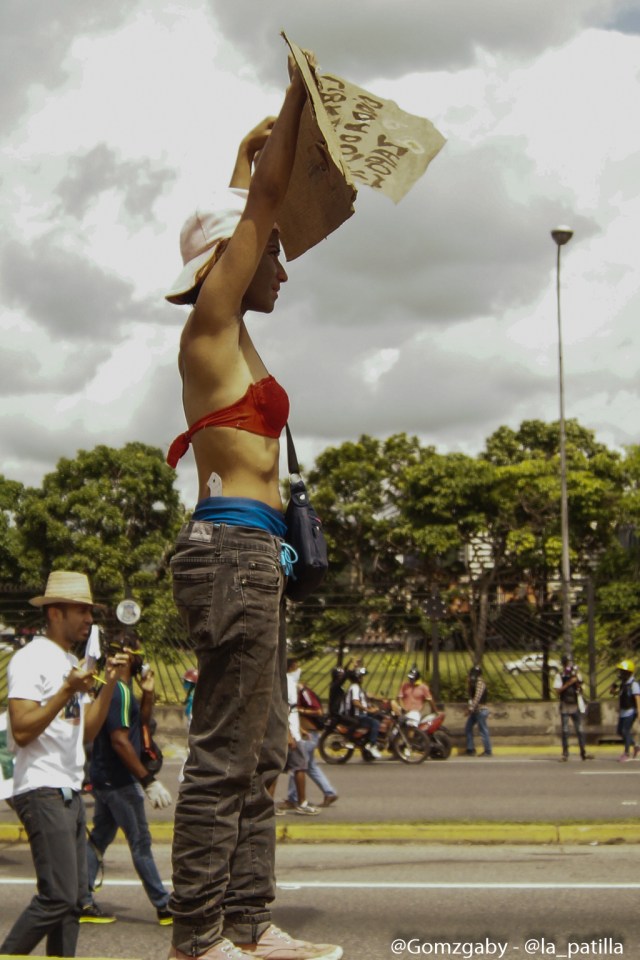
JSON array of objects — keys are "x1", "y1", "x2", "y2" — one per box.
[
  {"x1": 344, "y1": 667, "x2": 382, "y2": 759},
  {"x1": 279, "y1": 658, "x2": 319, "y2": 816},
  {"x1": 0, "y1": 570, "x2": 126, "y2": 958}
]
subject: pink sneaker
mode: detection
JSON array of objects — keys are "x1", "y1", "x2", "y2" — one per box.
[
  {"x1": 168, "y1": 939, "x2": 253, "y2": 959},
  {"x1": 618, "y1": 753, "x2": 631, "y2": 763},
  {"x1": 236, "y1": 925, "x2": 343, "y2": 960}
]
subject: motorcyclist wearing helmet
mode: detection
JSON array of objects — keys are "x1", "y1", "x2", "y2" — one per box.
[
  {"x1": 344, "y1": 666, "x2": 383, "y2": 759},
  {"x1": 328, "y1": 667, "x2": 347, "y2": 718},
  {"x1": 327, "y1": 666, "x2": 359, "y2": 745},
  {"x1": 553, "y1": 655, "x2": 593, "y2": 762},
  {"x1": 609, "y1": 659, "x2": 640, "y2": 762},
  {"x1": 391, "y1": 666, "x2": 438, "y2": 722}
]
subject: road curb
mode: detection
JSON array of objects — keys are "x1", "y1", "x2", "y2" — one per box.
[
  {"x1": 1, "y1": 819, "x2": 639, "y2": 846},
  {"x1": 274, "y1": 820, "x2": 640, "y2": 845}
]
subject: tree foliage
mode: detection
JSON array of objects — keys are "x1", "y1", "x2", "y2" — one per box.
[
  {"x1": 15, "y1": 443, "x2": 183, "y2": 589},
  {"x1": 292, "y1": 422, "x2": 638, "y2": 670},
  {"x1": 4, "y1": 444, "x2": 186, "y2": 655},
  {"x1": 286, "y1": 434, "x2": 425, "y2": 656},
  {"x1": 1, "y1": 425, "x2": 638, "y2": 671},
  {"x1": 0, "y1": 477, "x2": 24, "y2": 583}
]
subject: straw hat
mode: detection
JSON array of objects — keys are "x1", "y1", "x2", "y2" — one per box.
[
  {"x1": 29, "y1": 570, "x2": 97, "y2": 608},
  {"x1": 165, "y1": 188, "x2": 248, "y2": 305}
]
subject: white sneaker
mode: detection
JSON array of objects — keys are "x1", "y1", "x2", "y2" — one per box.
[
  {"x1": 366, "y1": 745, "x2": 382, "y2": 759},
  {"x1": 236, "y1": 924, "x2": 343, "y2": 959},
  {"x1": 293, "y1": 800, "x2": 320, "y2": 816},
  {"x1": 169, "y1": 937, "x2": 253, "y2": 959}
]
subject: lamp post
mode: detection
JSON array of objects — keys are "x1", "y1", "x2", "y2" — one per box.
[{"x1": 551, "y1": 226, "x2": 574, "y2": 658}]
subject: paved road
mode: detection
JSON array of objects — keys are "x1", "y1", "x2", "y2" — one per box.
[
  {"x1": 2, "y1": 750, "x2": 638, "y2": 830},
  {"x1": 1, "y1": 842, "x2": 638, "y2": 960},
  {"x1": 1, "y1": 751, "x2": 638, "y2": 958},
  {"x1": 268, "y1": 750, "x2": 638, "y2": 823}
]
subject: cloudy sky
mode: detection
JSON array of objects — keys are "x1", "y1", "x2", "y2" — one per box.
[{"x1": 2, "y1": 0, "x2": 640, "y2": 506}]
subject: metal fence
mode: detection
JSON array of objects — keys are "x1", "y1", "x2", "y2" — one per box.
[{"x1": 1, "y1": 587, "x2": 635, "y2": 708}]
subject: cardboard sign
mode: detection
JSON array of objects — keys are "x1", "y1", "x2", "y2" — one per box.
[
  {"x1": 317, "y1": 73, "x2": 447, "y2": 204},
  {"x1": 278, "y1": 33, "x2": 446, "y2": 259},
  {"x1": 278, "y1": 34, "x2": 357, "y2": 261}
]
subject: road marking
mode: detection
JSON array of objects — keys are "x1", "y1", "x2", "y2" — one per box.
[
  {"x1": 0, "y1": 877, "x2": 173, "y2": 886},
  {"x1": 276, "y1": 881, "x2": 640, "y2": 890},
  {"x1": 3, "y1": 876, "x2": 640, "y2": 891},
  {"x1": 578, "y1": 771, "x2": 640, "y2": 775}
]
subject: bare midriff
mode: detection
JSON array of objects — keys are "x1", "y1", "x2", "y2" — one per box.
[{"x1": 191, "y1": 426, "x2": 282, "y2": 511}]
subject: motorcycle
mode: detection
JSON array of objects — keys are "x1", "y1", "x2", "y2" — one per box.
[
  {"x1": 415, "y1": 712, "x2": 453, "y2": 760},
  {"x1": 319, "y1": 707, "x2": 430, "y2": 765}
]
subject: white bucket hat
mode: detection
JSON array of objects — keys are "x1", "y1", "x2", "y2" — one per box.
[
  {"x1": 165, "y1": 188, "x2": 248, "y2": 305},
  {"x1": 30, "y1": 570, "x2": 97, "y2": 608}
]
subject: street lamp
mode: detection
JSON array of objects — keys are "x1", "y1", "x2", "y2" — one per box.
[{"x1": 551, "y1": 225, "x2": 574, "y2": 658}]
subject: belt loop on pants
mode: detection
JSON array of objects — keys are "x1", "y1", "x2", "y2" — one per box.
[{"x1": 215, "y1": 521, "x2": 226, "y2": 557}]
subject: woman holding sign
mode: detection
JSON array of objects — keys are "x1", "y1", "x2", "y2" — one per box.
[{"x1": 164, "y1": 46, "x2": 342, "y2": 960}]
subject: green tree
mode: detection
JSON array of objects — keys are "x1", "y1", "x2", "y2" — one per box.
[
  {"x1": 578, "y1": 444, "x2": 640, "y2": 663},
  {"x1": 483, "y1": 419, "x2": 622, "y2": 594},
  {"x1": 0, "y1": 476, "x2": 24, "y2": 582},
  {"x1": 399, "y1": 449, "x2": 506, "y2": 664},
  {"x1": 287, "y1": 434, "x2": 423, "y2": 654},
  {"x1": 14, "y1": 443, "x2": 186, "y2": 654},
  {"x1": 483, "y1": 418, "x2": 613, "y2": 466}
]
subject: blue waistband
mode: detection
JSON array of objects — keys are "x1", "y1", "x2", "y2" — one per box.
[{"x1": 192, "y1": 496, "x2": 287, "y2": 538}]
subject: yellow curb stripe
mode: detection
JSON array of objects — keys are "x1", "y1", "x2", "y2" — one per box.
[
  {"x1": 557, "y1": 823, "x2": 640, "y2": 844},
  {"x1": 276, "y1": 821, "x2": 559, "y2": 844},
  {"x1": 2, "y1": 820, "x2": 640, "y2": 847},
  {"x1": 278, "y1": 820, "x2": 640, "y2": 845}
]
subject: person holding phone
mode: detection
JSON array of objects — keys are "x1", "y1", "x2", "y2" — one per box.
[{"x1": 0, "y1": 571, "x2": 127, "y2": 958}]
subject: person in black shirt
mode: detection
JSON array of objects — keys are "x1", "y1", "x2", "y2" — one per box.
[
  {"x1": 553, "y1": 655, "x2": 593, "y2": 762},
  {"x1": 328, "y1": 667, "x2": 347, "y2": 719},
  {"x1": 465, "y1": 665, "x2": 493, "y2": 757},
  {"x1": 80, "y1": 637, "x2": 172, "y2": 925},
  {"x1": 609, "y1": 659, "x2": 640, "y2": 762}
]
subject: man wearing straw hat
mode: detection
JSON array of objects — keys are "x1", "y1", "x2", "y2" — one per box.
[{"x1": 0, "y1": 570, "x2": 128, "y2": 958}]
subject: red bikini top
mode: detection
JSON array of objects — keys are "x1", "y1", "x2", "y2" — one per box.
[{"x1": 167, "y1": 375, "x2": 290, "y2": 468}]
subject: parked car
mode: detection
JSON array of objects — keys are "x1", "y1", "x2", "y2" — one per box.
[{"x1": 503, "y1": 653, "x2": 561, "y2": 676}]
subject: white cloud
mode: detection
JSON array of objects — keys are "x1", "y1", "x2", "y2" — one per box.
[{"x1": 1, "y1": 0, "x2": 639, "y2": 509}]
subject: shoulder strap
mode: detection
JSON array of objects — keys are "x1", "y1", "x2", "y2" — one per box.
[
  {"x1": 116, "y1": 680, "x2": 132, "y2": 727},
  {"x1": 285, "y1": 424, "x2": 300, "y2": 476}
]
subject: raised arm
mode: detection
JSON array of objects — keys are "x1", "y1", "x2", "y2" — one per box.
[
  {"x1": 229, "y1": 117, "x2": 276, "y2": 189},
  {"x1": 191, "y1": 51, "x2": 312, "y2": 330},
  {"x1": 137, "y1": 667, "x2": 156, "y2": 727},
  {"x1": 84, "y1": 654, "x2": 129, "y2": 742}
]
